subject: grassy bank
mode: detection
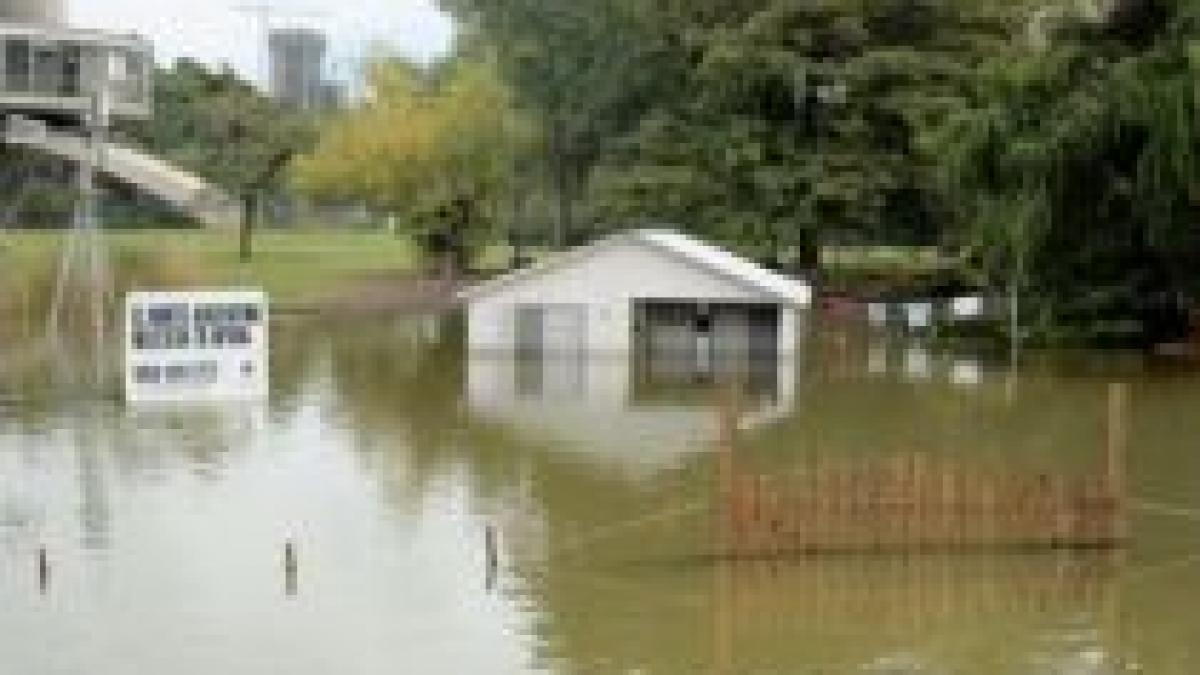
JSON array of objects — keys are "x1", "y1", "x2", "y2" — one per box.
[
  {"x1": 3, "y1": 235, "x2": 969, "y2": 309},
  {"x1": 820, "y1": 246, "x2": 970, "y2": 297},
  {"x1": 0, "y1": 229, "x2": 421, "y2": 307}
]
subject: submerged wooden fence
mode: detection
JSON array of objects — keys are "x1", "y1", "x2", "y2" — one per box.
[
  {"x1": 716, "y1": 384, "x2": 1130, "y2": 557},
  {"x1": 711, "y1": 550, "x2": 1122, "y2": 665}
]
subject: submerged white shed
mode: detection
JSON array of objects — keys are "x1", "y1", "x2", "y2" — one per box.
[{"x1": 461, "y1": 229, "x2": 811, "y2": 358}]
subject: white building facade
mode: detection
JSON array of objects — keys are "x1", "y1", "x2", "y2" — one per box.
[{"x1": 462, "y1": 229, "x2": 811, "y2": 358}]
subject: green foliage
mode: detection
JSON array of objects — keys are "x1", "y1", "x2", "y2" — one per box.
[
  {"x1": 0, "y1": 146, "x2": 76, "y2": 227},
  {"x1": 439, "y1": 0, "x2": 1200, "y2": 340},
  {"x1": 934, "y1": 0, "x2": 1200, "y2": 341},
  {"x1": 116, "y1": 59, "x2": 313, "y2": 196},
  {"x1": 444, "y1": 0, "x2": 681, "y2": 244},
  {"x1": 291, "y1": 58, "x2": 535, "y2": 266}
]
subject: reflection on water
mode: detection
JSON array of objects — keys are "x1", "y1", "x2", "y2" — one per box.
[
  {"x1": 710, "y1": 552, "x2": 1124, "y2": 673},
  {"x1": 468, "y1": 345, "x2": 795, "y2": 476},
  {"x1": 1, "y1": 312, "x2": 1199, "y2": 673}
]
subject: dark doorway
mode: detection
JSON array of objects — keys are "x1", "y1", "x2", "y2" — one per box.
[{"x1": 632, "y1": 301, "x2": 780, "y2": 400}]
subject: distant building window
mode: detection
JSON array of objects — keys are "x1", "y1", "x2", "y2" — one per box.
[
  {"x1": 5, "y1": 40, "x2": 31, "y2": 92},
  {"x1": 133, "y1": 364, "x2": 160, "y2": 384}
]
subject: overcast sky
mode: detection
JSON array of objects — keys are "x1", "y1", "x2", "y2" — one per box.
[{"x1": 72, "y1": 0, "x2": 455, "y2": 86}]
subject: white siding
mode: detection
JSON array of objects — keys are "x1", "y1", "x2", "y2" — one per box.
[
  {"x1": 468, "y1": 239, "x2": 803, "y2": 354},
  {"x1": 781, "y1": 306, "x2": 799, "y2": 356}
]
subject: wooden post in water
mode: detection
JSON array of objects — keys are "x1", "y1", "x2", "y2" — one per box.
[
  {"x1": 717, "y1": 386, "x2": 740, "y2": 558},
  {"x1": 37, "y1": 546, "x2": 49, "y2": 595},
  {"x1": 485, "y1": 524, "x2": 499, "y2": 591},
  {"x1": 713, "y1": 387, "x2": 738, "y2": 672},
  {"x1": 283, "y1": 540, "x2": 298, "y2": 597},
  {"x1": 1106, "y1": 382, "x2": 1129, "y2": 543}
]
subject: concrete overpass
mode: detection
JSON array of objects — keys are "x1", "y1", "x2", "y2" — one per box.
[
  {"x1": 3, "y1": 115, "x2": 241, "y2": 227},
  {"x1": 1, "y1": 4, "x2": 240, "y2": 228}
]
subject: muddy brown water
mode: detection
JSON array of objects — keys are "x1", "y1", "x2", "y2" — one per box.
[{"x1": 1, "y1": 313, "x2": 1198, "y2": 674}]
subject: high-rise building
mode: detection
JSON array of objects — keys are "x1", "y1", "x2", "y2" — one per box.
[{"x1": 268, "y1": 27, "x2": 329, "y2": 111}]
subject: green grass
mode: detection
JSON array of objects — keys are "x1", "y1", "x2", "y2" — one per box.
[
  {"x1": 820, "y1": 245, "x2": 952, "y2": 273},
  {"x1": 819, "y1": 245, "x2": 972, "y2": 295},
  {"x1": 1, "y1": 228, "x2": 421, "y2": 305}
]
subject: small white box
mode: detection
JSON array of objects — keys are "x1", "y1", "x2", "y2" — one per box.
[
  {"x1": 952, "y1": 296, "x2": 984, "y2": 319},
  {"x1": 867, "y1": 303, "x2": 889, "y2": 327},
  {"x1": 905, "y1": 302, "x2": 933, "y2": 330}
]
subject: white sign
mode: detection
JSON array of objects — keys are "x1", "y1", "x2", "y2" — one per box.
[{"x1": 125, "y1": 290, "x2": 268, "y2": 402}]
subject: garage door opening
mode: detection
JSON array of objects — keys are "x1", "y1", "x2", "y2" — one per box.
[{"x1": 632, "y1": 301, "x2": 780, "y2": 398}]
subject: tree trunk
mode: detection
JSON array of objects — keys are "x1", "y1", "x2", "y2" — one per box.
[
  {"x1": 239, "y1": 193, "x2": 256, "y2": 263},
  {"x1": 550, "y1": 118, "x2": 574, "y2": 250}
]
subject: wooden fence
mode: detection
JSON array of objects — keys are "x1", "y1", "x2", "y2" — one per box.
[{"x1": 716, "y1": 383, "x2": 1130, "y2": 558}]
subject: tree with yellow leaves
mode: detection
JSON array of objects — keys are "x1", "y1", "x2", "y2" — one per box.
[{"x1": 292, "y1": 57, "x2": 534, "y2": 274}]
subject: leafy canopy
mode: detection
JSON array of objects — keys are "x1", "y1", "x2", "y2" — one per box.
[
  {"x1": 118, "y1": 58, "x2": 312, "y2": 196},
  {"x1": 292, "y1": 58, "x2": 534, "y2": 253}
]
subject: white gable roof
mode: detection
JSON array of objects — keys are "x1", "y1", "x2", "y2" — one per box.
[{"x1": 460, "y1": 228, "x2": 811, "y2": 306}]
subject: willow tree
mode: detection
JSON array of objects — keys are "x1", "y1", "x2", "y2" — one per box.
[
  {"x1": 932, "y1": 0, "x2": 1200, "y2": 344},
  {"x1": 291, "y1": 58, "x2": 534, "y2": 275}
]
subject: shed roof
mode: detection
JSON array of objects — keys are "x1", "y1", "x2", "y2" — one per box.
[{"x1": 460, "y1": 228, "x2": 811, "y2": 305}]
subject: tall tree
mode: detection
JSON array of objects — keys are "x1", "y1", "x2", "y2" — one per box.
[
  {"x1": 933, "y1": 0, "x2": 1200, "y2": 343},
  {"x1": 440, "y1": 0, "x2": 1043, "y2": 264},
  {"x1": 117, "y1": 58, "x2": 312, "y2": 256},
  {"x1": 291, "y1": 58, "x2": 534, "y2": 275},
  {"x1": 117, "y1": 59, "x2": 310, "y2": 205}
]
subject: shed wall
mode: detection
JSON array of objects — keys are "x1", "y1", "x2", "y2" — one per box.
[{"x1": 468, "y1": 240, "x2": 804, "y2": 354}]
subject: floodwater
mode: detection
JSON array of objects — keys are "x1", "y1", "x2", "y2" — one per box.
[{"x1": 2, "y1": 312, "x2": 1199, "y2": 674}]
